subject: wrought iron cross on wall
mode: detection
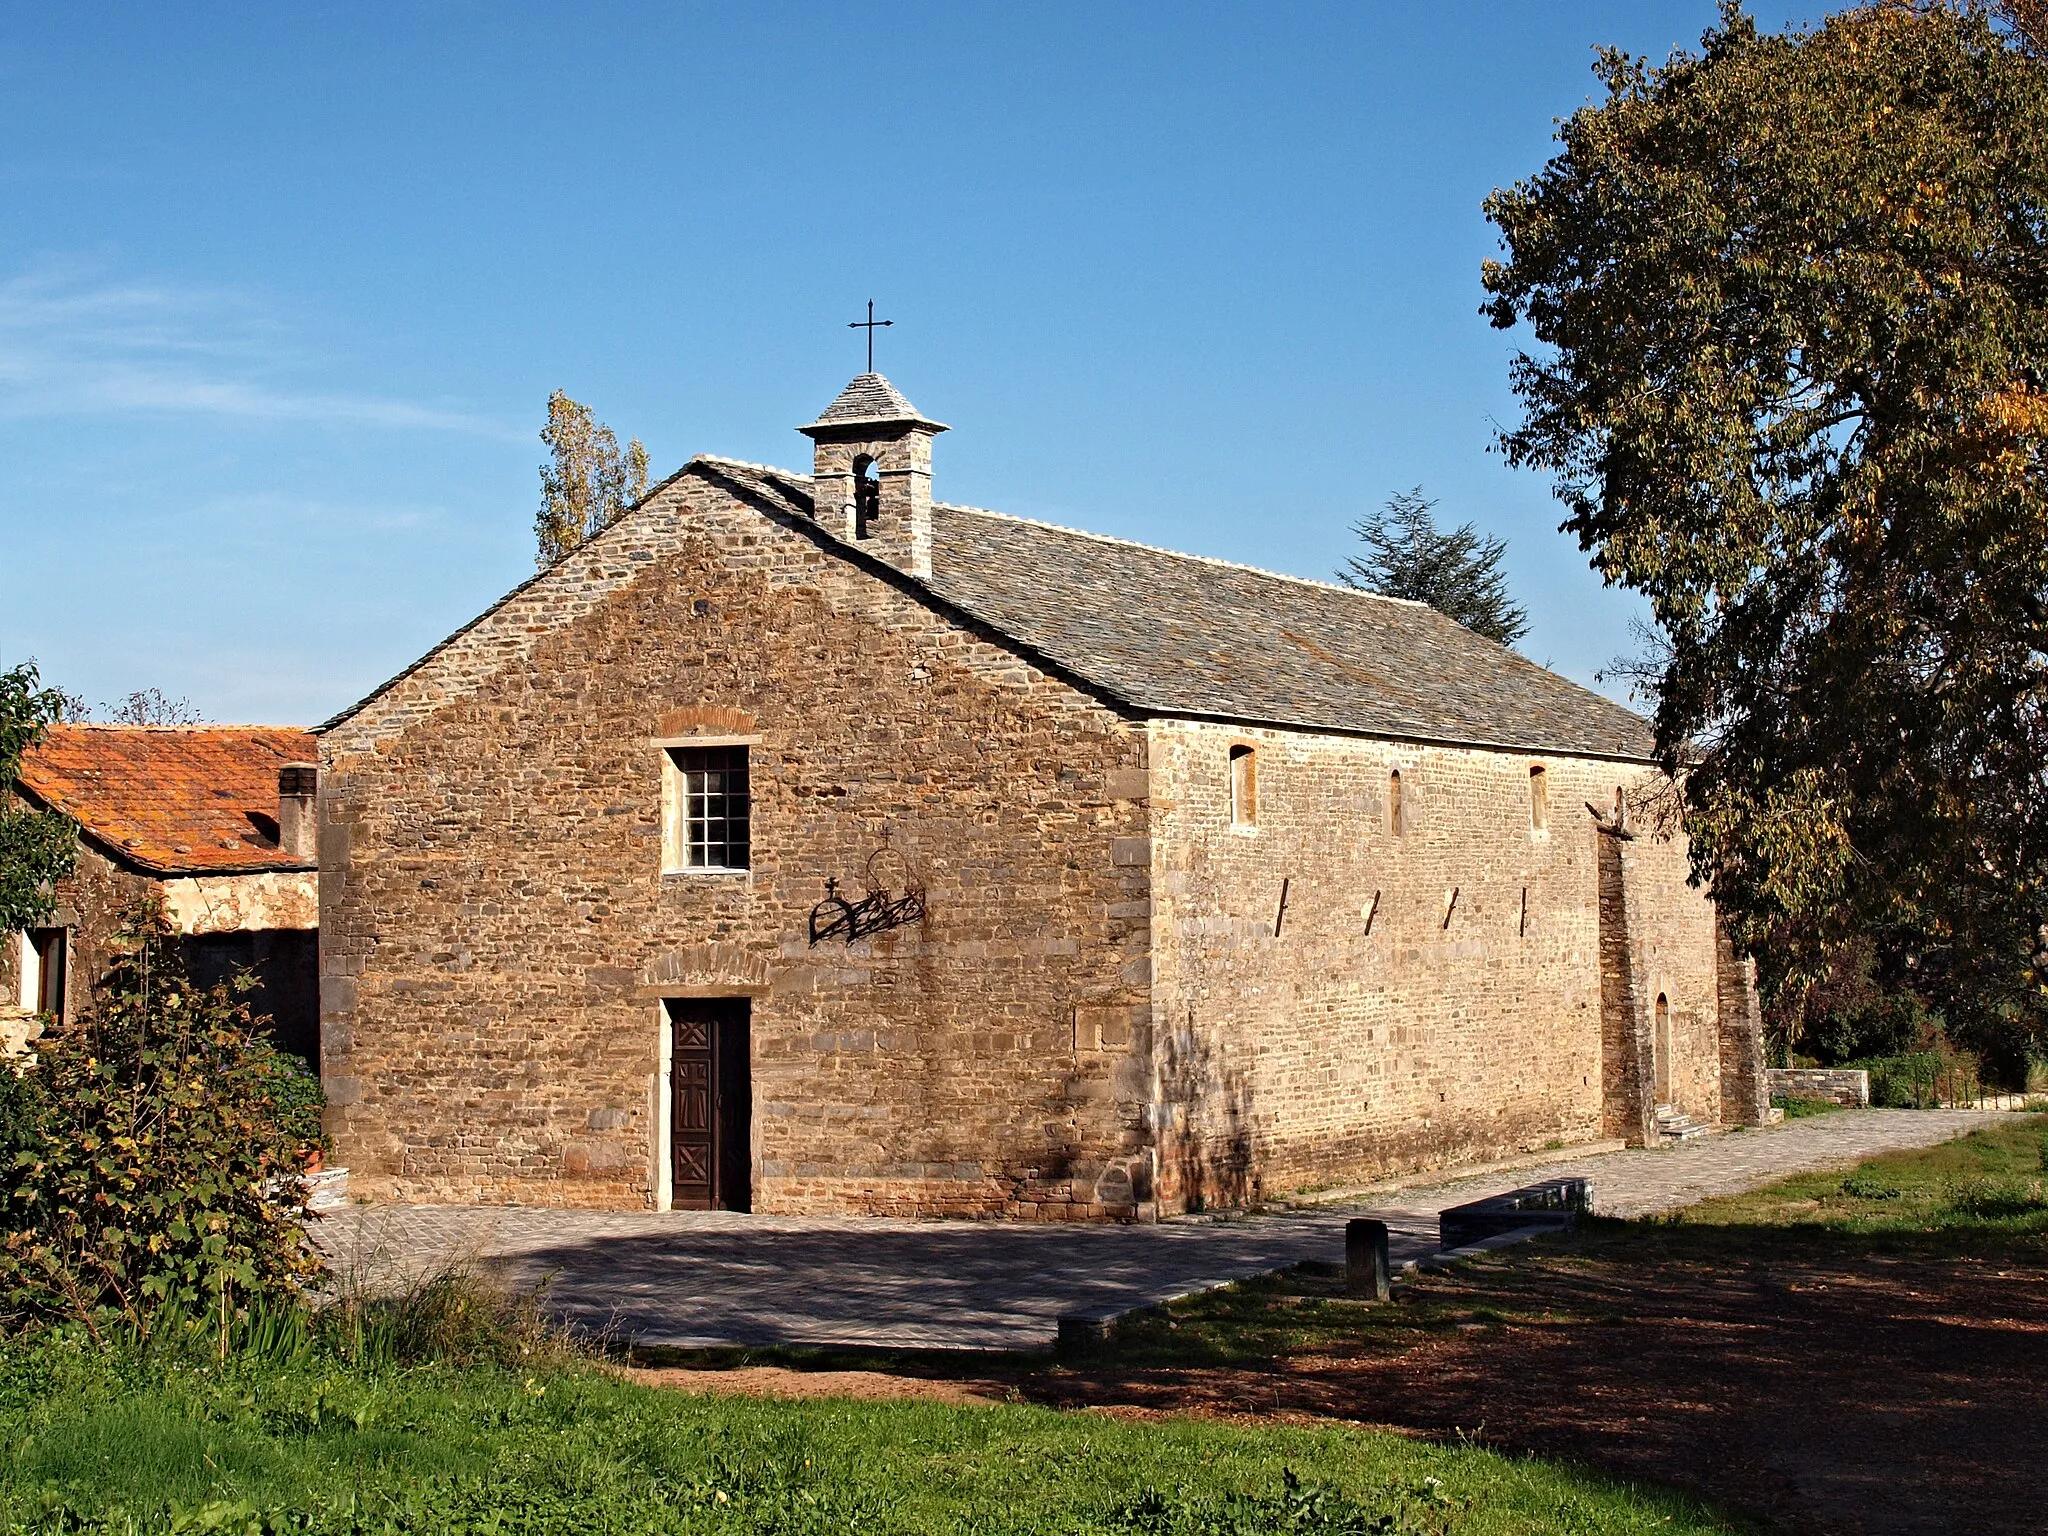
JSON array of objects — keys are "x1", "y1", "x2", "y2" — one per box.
[
  {"x1": 848, "y1": 300, "x2": 892, "y2": 372},
  {"x1": 808, "y1": 844, "x2": 927, "y2": 946}
]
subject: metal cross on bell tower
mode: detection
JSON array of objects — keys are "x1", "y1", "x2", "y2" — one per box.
[{"x1": 847, "y1": 300, "x2": 893, "y2": 373}]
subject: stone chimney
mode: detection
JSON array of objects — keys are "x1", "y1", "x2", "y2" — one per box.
[
  {"x1": 277, "y1": 762, "x2": 318, "y2": 863},
  {"x1": 798, "y1": 373, "x2": 947, "y2": 577}
]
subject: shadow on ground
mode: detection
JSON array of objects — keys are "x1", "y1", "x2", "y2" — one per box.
[
  {"x1": 1024, "y1": 1230, "x2": 2048, "y2": 1536},
  {"x1": 324, "y1": 1211, "x2": 1436, "y2": 1350}
]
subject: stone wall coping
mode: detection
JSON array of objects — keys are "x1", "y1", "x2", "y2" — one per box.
[{"x1": 1768, "y1": 1067, "x2": 1872, "y2": 1107}]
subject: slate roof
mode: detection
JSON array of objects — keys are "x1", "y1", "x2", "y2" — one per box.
[
  {"x1": 695, "y1": 457, "x2": 1655, "y2": 760},
  {"x1": 16, "y1": 726, "x2": 317, "y2": 876},
  {"x1": 801, "y1": 373, "x2": 947, "y2": 433}
]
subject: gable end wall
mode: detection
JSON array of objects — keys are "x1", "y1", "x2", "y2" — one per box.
[{"x1": 318, "y1": 470, "x2": 1156, "y2": 1216}]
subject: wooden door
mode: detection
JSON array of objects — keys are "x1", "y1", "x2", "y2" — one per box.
[{"x1": 666, "y1": 998, "x2": 752, "y2": 1212}]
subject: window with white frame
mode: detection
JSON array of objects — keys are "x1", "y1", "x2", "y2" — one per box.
[
  {"x1": 16, "y1": 928, "x2": 68, "y2": 1018},
  {"x1": 662, "y1": 746, "x2": 751, "y2": 871}
]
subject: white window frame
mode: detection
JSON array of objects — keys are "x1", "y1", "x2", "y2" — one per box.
[
  {"x1": 15, "y1": 931, "x2": 40, "y2": 1014},
  {"x1": 16, "y1": 927, "x2": 68, "y2": 1019},
  {"x1": 656, "y1": 735, "x2": 757, "y2": 876}
]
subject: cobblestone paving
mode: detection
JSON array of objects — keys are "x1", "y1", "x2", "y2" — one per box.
[{"x1": 315, "y1": 1108, "x2": 1999, "y2": 1350}]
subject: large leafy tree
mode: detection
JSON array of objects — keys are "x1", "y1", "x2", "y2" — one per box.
[
  {"x1": 1483, "y1": 1, "x2": 2048, "y2": 1061},
  {"x1": 534, "y1": 390, "x2": 649, "y2": 567},
  {"x1": 0, "y1": 663, "x2": 77, "y2": 937},
  {"x1": 1338, "y1": 487, "x2": 1530, "y2": 648}
]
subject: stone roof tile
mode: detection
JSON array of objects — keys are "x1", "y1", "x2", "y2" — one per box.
[
  {"x1": 801, "y1": 373, "x2": 945, "y2": 432},
  {"x1": 700, "y1": 458, "x2": 1654, "y2": 759}
]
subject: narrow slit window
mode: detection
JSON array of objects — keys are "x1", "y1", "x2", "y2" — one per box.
[
  {"x1": 664, "y1": 746, "x2": 751, "y2": 871},
  {"x1": 1529, "y1": 764, "x2": 1548, "y2": 831},
  {"x1": 1229, "y1": 744, "x2": 1257, "y2": 827},
  {"x1": 1388, "y1": 769, "x2": 1404, "y2": 836}
]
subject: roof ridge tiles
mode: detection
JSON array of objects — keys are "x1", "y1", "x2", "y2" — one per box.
[
  {"x1": 692, "y1": 452, "x2": 811, "y2": 478},
  {"x1": 48, "y1": 722, "x2": 310, "y2": 733},
  {"x1": 933, "y1": 502, "x2": 1434, "y2": 610},
  {"x1": 694, "y1": 455, "x2": 1432, "y2": 611}
]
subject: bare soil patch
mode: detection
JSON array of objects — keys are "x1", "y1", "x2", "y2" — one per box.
[
  {"x1": 622, "y1": 1363, "x2": 1005, "y2": 1406},
  {"x1": 630, "y1": 1241, "x2": 2046, "y2": 1535},
  {"x1": 1029, "y1": 1241, "x2": 2048, "y2": 1536}
]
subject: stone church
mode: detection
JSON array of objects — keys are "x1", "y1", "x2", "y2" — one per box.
[{"x1": 317, "y1": 371, "x2": 1769, "y2": 1218}]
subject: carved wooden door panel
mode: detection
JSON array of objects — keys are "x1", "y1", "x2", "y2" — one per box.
[
  {"x1": 671, "y1": 1014, "x2": 714, "y2": 1209},
  {"x1": 666, "y1": 999, "x2": 751, "y2": 1212}
]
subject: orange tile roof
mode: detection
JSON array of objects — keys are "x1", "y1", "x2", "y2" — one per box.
[{"x1": 16, "y1": 725, "x2": 317, "y2": 876}]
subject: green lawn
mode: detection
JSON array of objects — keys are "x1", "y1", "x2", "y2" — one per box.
[
  {"x1": 1670, "y1": 1110, "x2": 2048, "y2": 1238},
  {"x1": 0, "y1": 1334, "x2": 1741, "y2": 1535},
  {"x1": 33, "y1": 1117, "x2": 2036, "y2": 1534}
]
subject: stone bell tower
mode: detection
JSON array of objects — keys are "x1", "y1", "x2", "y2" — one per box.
[{"x1": 798, "y1": 373, "x2": 948, "y2": 578}]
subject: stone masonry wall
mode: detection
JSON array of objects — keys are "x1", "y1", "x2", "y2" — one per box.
[
  {"x1": 1145, "y1": 721, "x2": 1728, "y2": 1208},
  {"x1": 1, "y1": 840, "x2": 160, "y2": 1038},
  {"x1": 1613, "y1": 805, "x2": 1726, "y2": 1130},
  {"x1": 318, "y1": 468, "x2": 1154, "y2": 1217},
  {"x1": 2, "y1": 841, "x2": 320, "y2": 1062}
]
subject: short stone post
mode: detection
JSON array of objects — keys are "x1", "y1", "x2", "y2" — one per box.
[{"x1": 1345, "y1": 1218, "x2": 1391, "y2": 1301}]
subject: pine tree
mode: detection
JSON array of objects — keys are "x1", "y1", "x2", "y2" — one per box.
[
  {"x1": 535, "y1": 391, "x2": 650, "y2": 567},
  {"x1": 1337, "y1": 487, "x2": 1529, "y2": 648}
]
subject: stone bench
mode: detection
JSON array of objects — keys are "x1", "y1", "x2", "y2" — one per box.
[{"x1": 1438, "y1": 1177, "x2": 1592, "y2": 1251}]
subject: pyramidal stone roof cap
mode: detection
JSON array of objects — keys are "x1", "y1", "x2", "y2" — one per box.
[{"x1": 799, "y1": 372, "x2": 948, "y2": 435}]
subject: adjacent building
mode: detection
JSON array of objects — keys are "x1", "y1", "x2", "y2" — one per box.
[{"x1": 3, "y1": 725, "x2": 320, "y2": 1064}]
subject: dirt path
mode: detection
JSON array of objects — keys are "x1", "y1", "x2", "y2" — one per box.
[{"x1": 622, "y1": 1364, "x2": 1004, "y2": 1406}]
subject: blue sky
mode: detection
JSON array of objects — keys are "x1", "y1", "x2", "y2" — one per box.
[{"x1": 0, "y1": 1, "x2": 1816, "y2": 724}]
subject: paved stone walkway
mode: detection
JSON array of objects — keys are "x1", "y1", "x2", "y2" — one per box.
[{"x1": 315, "y1": 1108, "x2": 1999, "y2": 1351}]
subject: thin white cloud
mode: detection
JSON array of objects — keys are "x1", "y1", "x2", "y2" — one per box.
[{"x1": 0, "y1": 261, "x2": 520, "y2": 438}]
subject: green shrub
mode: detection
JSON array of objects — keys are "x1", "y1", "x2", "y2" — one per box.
[
  {"x1": 0, "y1": 901, "x2": 324, "y2": 1345},
  {"x1": 1852, "y1": 1052, "x2": 1948, "y2": 1108},
  {"x1": 247, "y1": 1045, "x2": 325, "y2": 1159},
  {"x1": 0, "y1": 1066, "x2": 43, "y2": 1197},
  {"x1": 1943, "y1": 1176, "x2": 2048, "y2": 1220}
]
